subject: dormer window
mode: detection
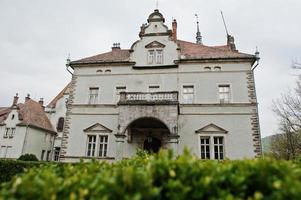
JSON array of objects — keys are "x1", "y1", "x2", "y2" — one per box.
[
  {"x1": 147, "y1": 49, "x2": 163, "y2": 64},
  {"x1": 148, "y1": 50, "x2": 155, "y2": 64},
  {"x1": 156, "y1": 50, "x2": 163, "y2": 64}
]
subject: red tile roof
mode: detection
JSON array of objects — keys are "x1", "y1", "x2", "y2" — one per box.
[
  {"x1": 70, "y1": 39, "x2": 254, "y2": 65},
  {"x1": 18, "y1": 99, "x2": 55, "y2": 133},
  {"x1": 0, "y1": 107, "x2": 10, "y2": 124},
  {"x1": 176, "y1": 40, "x2": 254, "y2": 59},
  {"x1": 71, "y1": 49, "x2": 131, "y2": 64},
  {"x1": 47, "y1": 83, "x2": 70, "y2": 108},
  {"x1": 0, "y1": 100, "x2": 55, "y2": 133}
]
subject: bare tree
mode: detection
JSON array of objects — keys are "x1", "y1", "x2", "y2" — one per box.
[{"x1": 272, "y1": 80, "x2": 301, "y2": 159}]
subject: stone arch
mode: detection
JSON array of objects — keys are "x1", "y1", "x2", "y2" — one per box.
[{"x1": 122, "y1": 116, "x2": 171, "y2": 135}]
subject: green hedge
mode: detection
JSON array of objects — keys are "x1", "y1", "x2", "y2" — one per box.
[
  {"x1": 1, "y1": 151, "x2": 301, "y2": 200},
  {"x1": 0, "y1": 159, "x2": 44, "y2": 183}
]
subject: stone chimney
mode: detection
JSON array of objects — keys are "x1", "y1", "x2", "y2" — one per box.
[
  {"x1": 112, "y1": 43, "x2": 121, "y2": 51},
  {"x1": 39, "y1": 98, "x2": 44, "y2": 110},
  {"x1": 227, "y1": 34, "x2": 237, "y2": 51},
  {"x1": 12, "y1": 93, "x2": 19, "y2": 106},
  {"x1": 25, "y1": 94, "x2": 30, "y2": 102},
  {"x1": 172, "y1": 19, "x2": 177, "y2": 41}
]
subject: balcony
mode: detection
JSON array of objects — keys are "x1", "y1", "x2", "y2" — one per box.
[{"x1": 118, "y1": 91, "x2": 178, "y2": 105}]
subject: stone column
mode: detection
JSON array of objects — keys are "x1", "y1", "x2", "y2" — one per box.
[
  {"x1": 114, "y1": 134, "x2": 126, "y2": 161},
  {"x1": 168, "y1": 134, "x2": 180, "y2": 156}
]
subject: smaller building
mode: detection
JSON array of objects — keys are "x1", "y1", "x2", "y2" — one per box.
[
  {"x1": 46, "y1": 83, "x2": 70, "y2": 161},
  {"x1": 0, "y1": 94, "x2": 56, "y2": 160}
]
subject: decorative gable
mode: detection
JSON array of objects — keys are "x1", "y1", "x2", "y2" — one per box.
[
  {"x1": 195, "y1": 123, "x2": 228, "y2": 134},
  {"x1": 145, "y1": 41, "x2": 166, "y2": 49},
  {"x1": 83, "y1": 123, "x2": 112, "y2": 133}
]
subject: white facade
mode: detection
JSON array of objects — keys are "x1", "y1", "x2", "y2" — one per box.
[
  {"x1": 60, "y1": 10, "x2": 262, "y2": 162},
  {"x1": 0, "y1": 98, "x2": 55, "y2": 160}
]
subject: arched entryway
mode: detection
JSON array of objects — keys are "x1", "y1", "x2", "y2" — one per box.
[{"x1": 125, "y1": 117, "x2": 170, "y2": 153}]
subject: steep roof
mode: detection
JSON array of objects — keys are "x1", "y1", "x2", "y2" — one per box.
[
  {"x1": 0, "y1": 107, "x2": 10, "y2": 125},
  {"x1": 0, "y1": 100, "x2": 55, "y2": 133},
  {"x1": 70, "y1": 39, "x2": 254, "y2": 65},
  {"x1": 47, "y1": 83, "x2": 70, "y2": 108}
]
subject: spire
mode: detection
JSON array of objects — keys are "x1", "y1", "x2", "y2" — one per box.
[{"x1": 195, "y1": 14, "x2": 202, "y2": 45}]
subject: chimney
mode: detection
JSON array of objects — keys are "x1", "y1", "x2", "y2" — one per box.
[
  {"x1": 25, "y1": 94, "x2": 30, "y2": 102},
  {"x1": 12, "y1": 93, "x2": 19, "y2": 106},
  {"x1": 112, "y1": 43, "x2": 121, "y2": 51},
  {"x1": 227, "y1": 34, "x2": 237, "y2": 51},
  {"x1": 39, "y1": 98, "x2": 45, "y2": 110},
  {"x1": 172, "y1": 19, "x2": 177, "y2": 41}
]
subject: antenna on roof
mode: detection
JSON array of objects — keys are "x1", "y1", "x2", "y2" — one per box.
[
  {"x1": 155, "y1": 0, "x2": 159, "y2": 9},
  {"x1": 195, "y1": 14, "x2": 202, "y2": 44},
  {"x1": 220, "y1": 11, "x2": 229, "y2": 36}
]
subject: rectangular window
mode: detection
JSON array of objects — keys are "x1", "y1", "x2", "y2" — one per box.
[
  {"x1": 148, "y1": 50, "x2": 155, "y2": 64},
  {"x1": 4, "y1": 128, "x2": 9, "y2": 138},
  {"x1": 98, "y1": 135, "x2": 108, "y2": 157},
  {"x1": 116, "y1": 86, "x2": 126, "y2": 103},
  {"x1": 149, "y1": 85, "x2": 160, "y2": 93},
  {"x1": 88, "y1": 87, "x2": 99, "y2": 104},
  {"x1": 54, "y1": 147, "x2": 60, "y2": 161},
  {"x1": 214, "y1": 137, "x2": 224, "y2": 160},
  {"x1": 183, "y1": 85, "x2": 194, "y2": 104},
  {"x1": 41, "y1": 150, "x2": 45, "y2": 161},
  {"x1": 219, "y1": 85, "x2": 230, "y2": 103},
  {"x1": 156, "y1": 50, "x2": 163, "y2": 64},
  {"x1": 46, "y1": 150, "x2": 51, "y2": 161},
  {"x1": 87, "y1": 135, "x2": 97, "y2": 157},
  {"x1": 0, "y1": 146, "x2": 6, "y2": 158},
  {"x1": 200, "y1": 137, "x2": 210, "y2": 159},
  {"x1": 9, "y1": 128, "x2": 15, "y2": 138}
]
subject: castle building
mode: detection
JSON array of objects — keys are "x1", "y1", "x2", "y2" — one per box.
[{"x1": 60, "y1": 9, "x2": 261, "y2": 162}]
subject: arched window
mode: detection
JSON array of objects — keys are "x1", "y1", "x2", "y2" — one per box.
[
  {"x1": 204, "y1": 66, "x2": 211, "y2": 71},
  {"x1": 214, "y1": 66, "x2": 221, "y2": 71},
  {"x1": 56, "y1": 117, "x2": 65, "y2": 132}
]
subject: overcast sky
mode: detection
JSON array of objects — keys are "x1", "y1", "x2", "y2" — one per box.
[{"x1": 0, "y1": 0, "x2": 300, "y2": 137}]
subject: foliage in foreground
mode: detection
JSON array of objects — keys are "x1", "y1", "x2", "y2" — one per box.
[
  {"x1": 0, "y1": 159, "x2": 42, "y2": 183},
  {"x1": 1, "y1": 150, "x2": 301, "y2": 200}
]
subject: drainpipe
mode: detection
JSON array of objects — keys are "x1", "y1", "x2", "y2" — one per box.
[{"x1": 21, "y1": 124, "x2": 29, "y2": 154}]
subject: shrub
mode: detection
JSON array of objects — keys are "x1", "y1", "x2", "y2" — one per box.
[
  {"x1": 17, "y1": 154, "x2": 39, "y2": 161},
  {"x1": 0, "y1": 160, "x2": 42, "y2": 183},
  {"x1": 1, "y1": 151, "x2": 301, "y2": 199}
]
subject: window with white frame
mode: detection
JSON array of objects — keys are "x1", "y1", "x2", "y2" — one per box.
[
  {"x1": 200, "y1": 137, "x2": 210, "y2": 159},
  {"x1": 147, "y1": 49, "x2": 163, "y2": 64},
  {"x1": 9, "y1": 128, "x2": 15, "y2": 138},
  {"x1": 88, "y1": 87, "x2": 99, "y2": 104},
  {"x1": 4, "y1": 128, "x2": 9, "y2": 138},
  {"x1": 116, "y1": 86, "x2": 126, "y2": 103},
  {"x1": 149, "y1": 85, "x2": 160, "y2": 93},
  {"x1": 54, "y1": 147, "x2": 60, "y2": 161},
  {"x1": 214, "y1": 136, "x2": 224, "y2": 160},
  {"x1": 156, "y1": 50, "x2": 163, "y2": 64},
  {"x1": 183, "y1": 85, "x2": 194, "y2": 104},
  {"x1": 148, "y1": 50, "x2": 155, "y2": 64},
  {"x1": 0, "y1": 146, "x2": 12, "y2": 158},
  {"x1": 198, "y1": 135, "x2": 225, "y2": 160},
  {"x1": 218, "y1": 85, "x2": 230, "y2": 103},
  {"x1": 86, "y1": 135, "x2": 97, "y2": 157},
  {"x1": 98, "y1": 135, "x2": 108, "y2": 157}
]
